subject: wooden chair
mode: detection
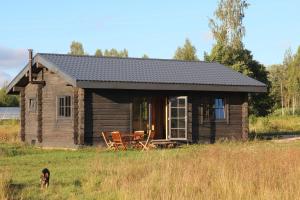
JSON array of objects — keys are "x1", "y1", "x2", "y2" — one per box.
[
  {"x1": 139, "y1": 130, "x2": 156, "y2": 151},
  {"x1": 132, "y1": 130, "x2": 145, "y2": 148},
  {"x1": 111, "y1": 131, "x2": 127, "y2": 150},
  {"x1": 101, "y1": 131, "x2": 114, "y2": 150}
]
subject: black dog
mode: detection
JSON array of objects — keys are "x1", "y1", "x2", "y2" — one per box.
[{"x1": 40, "y1": 168, "x2": 50, "y2": 188}]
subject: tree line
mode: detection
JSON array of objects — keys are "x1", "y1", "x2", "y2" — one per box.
[{"x1": 269, "y1": 48, "x2": 300, "y2": 115}]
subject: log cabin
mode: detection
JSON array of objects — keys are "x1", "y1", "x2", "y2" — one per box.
[{"x1": 6, "y1": 50, "x2": 266, "y2": 148}]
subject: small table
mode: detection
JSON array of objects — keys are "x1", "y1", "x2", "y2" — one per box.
[{"x1": 121, "y1": 134, "x2": 134, "y2": 142}]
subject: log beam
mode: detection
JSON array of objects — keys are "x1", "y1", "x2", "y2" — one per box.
[
  {"x1": 78, "y1": 88, "x2": 85, "y2": 145},
  {"x1": 242, "y1": 94, "x2": 249, "y2": 140},
  {"x1": 37, "y1": 84, "x2": 43, "y2": 143}
]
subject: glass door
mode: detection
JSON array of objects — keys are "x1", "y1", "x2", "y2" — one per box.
[{"x1": 168, "y1": 96, "x2": 187, "y2": 140}]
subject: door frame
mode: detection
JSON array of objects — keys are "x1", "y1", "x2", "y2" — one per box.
[{"x1": 168, "y1": 96, "x2": 188, "y2": 140}]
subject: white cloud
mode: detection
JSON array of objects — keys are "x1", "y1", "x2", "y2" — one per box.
[{"x1": 0, "y1": 46, "x2": 27, "y2": 69}]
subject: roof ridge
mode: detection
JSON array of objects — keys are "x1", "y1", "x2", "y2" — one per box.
[{"x1": 37, "y1": 52, "x2": 214, "y2": 64}]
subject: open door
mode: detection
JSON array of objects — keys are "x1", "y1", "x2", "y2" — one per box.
[{"x1": 168, "y1": 96, "x2": 187, "y2": 140}]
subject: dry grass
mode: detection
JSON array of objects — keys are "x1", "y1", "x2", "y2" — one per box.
[
  {"x1": 0, "y1": 120, "x2": 19, "y2": 143},
  {"x1": 1, "y1": 142, "x2": 300, "y2": 199},
  {"x1": 82, "y1": 142, "x2": 300, "y2": 200},
  {"x1": 0, "y1": 169, "x2": 12, "y2": 200},
  {"x1": 2, "y1": 117, "x2": 300, "y2": 199}
]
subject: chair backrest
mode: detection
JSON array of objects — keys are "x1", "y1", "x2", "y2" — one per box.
[
  {"x1": 111, "y1": 131, "x2": 122, "y2": 143},
  {"x1": 133, "y1": 130, "x2": 144, "y2": 140},
  {"x1": 101, "y1": 132, "x2": 111, "y2": 146},
  {"x1": 145, "y1": 130, "x2": 155, "y2": 144}
]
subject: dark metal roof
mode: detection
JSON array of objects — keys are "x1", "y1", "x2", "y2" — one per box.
[{"x1": 7, "y1": 53, "x2": 267, "y2": 93}]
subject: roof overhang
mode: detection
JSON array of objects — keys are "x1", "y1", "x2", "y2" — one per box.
[
  {"x1": 77, "y1": 80, "x2": 267, "y2": 93},
  {"x1": 7, "y1": 53, "x2": 267, "y2": 94},
  {"x1": 6, "y1": 54, "x2": 77, "y2": 94}
]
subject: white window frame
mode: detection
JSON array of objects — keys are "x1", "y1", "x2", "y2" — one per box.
[
  {"x1": 168, "y1": 96, "x2": 187, "y2": 140},
  {"x1": 56, "y1": 95, "x2": 72, "y2": 118}
]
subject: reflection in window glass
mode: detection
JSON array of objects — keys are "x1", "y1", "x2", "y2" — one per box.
[
  {"x1": 203, "y1": 97, "x2": 226, "y2": 120},
  {"x1": 132, "y1": 97, "x2": 148, "y2": 131},
  {"x1": 214, "y1": 98, "x2": 225, "y2": 120}
]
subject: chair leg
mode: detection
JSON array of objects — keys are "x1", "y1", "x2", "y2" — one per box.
[{"x1": 139, "y1": 142, "x2": 149, "y2": 151}]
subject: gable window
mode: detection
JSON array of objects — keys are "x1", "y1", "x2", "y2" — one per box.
[
  {"x1": 28, "y1": 98, "x2": 37, "y2": 112},
  {"x1": 57, "y1": 96, "x2": 72, "y2": 117},
  {"x1": 214, "y1": 98, "x2": 225, "y2": 120}
]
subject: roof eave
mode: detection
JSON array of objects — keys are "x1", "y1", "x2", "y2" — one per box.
[
  {"x1": 6, "y1": 54, "x2": 77, "y2": 94},
  {"x1": 76, "y1": 80, "x2": 267, "y2": 93}
]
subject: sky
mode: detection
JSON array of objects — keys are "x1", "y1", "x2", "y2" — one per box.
[{"x1": 1, "y1": 0, "x2": 300, "y2": 86}]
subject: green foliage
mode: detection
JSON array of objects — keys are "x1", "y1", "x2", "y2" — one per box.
[
  {"x1": 142, "y1": 54, "x2": 149, "y2": 58},
  {"x1": 206, "y1": 0, "x2": 273, "y2": 116},
  {"x1": 69, "y1": 41, "x2": 85, "y2": 55},
  {"x1": 174, "y1": 38, "x2": 198, "y2": 61},
  {"x1": 95, "y1": 48, "x2": 129, "y2": 58},
  {"x1": 268, "y1": 47, "x2": 300, "y2": 116},
  {"x1": 272, "y1": 108, "x2": 300, "y2": 116},
  {"x1": 268, "y1": 64, "x2": 287, "y2": 110},
  {"x1": 104, "y1": 48, "x2": 128, "y2": 57},
  {"x1": 250, "y1": 115, "x2": 300, "y2": 138},
  {"x1": 0, "y1": 88, "x2": 19, "y2": 107},
  {"x1": 209, "y1": 0, "x2": 249, "y2": 49},
  {"x1": 94, "y1": 49, "x2": 103, "y2": 57}
]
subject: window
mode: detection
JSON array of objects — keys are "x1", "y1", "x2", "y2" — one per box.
[
  {"x1": 57, "y1": 96, "x2": 72, "y2": 117},
  {"x1": 28, "y1": 98, "x2": 37, "y2": 112},
  {"x1": 203, "y1": 97, "x2": 226, "y2": 121},
  {"x1": 132, "y1": 97, "x2": 149, "y2": 131},
  {"x1": 214, "y1": 98, "x2": 225, "y2": 120}
]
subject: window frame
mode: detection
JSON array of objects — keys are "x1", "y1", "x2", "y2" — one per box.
[
  {"x1": 203, "y1": 96, "x2": 227, "y2": 122},
  {"x1": 213, "y1": 97, "x2": 226, "y2": 121},
  {"x1": 56, "y1": 95, "x2": 72, "y2": 119},
  {"x1": 168, "y1": 96, "x2": 188, "y2": 140}
]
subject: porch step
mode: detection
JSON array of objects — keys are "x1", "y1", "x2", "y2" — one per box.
[{"x1": 151, "y1": 139, "x2": 177, "y2": 148}]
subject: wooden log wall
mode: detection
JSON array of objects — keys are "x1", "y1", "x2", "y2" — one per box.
[
  {"x1": 73, "y1": 87, "x2": 79, "y2": 144},
  {"x1": 37, "y1": 84, "x2": 43, "y2": 143},
  {"x1": 78, "y1": 88, "x2": 85, "y2": 145},
  {"x1": 242, "y1": 94, "x2": 249, "y2": 140}
]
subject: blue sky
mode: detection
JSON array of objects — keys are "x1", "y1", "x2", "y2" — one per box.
[{"x1": 1, "y1": 0, "x2": 300, "y2": 86}]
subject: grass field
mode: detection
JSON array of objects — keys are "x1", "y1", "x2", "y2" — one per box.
[
  {"x1": 1, "y1": 117, "x2": 300, "y2": 199},
  {"x1": 249, "y1": 115, "x2": 300, "y2": 138},
  {"x1": 1, "y1": 141, "x2": 300, "y2": 200}
]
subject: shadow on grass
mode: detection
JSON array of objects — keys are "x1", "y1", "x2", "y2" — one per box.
[
  {"x1": 7, "y1": 183, "x2": 26, "y2": 198},
  {"x1": 249, "y1": 131, "x2": 300, "y2": 140}
]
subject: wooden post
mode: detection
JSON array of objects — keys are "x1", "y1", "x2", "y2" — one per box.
[
  {"x1": 20, "y1": 89, "x2": 25, "y2": 142},
  {"x1": 73, "y1": 87, "x2": 79, "y2": 144},
  {"x1": 78, "y1": 88, "x2": 85, "y2": 145},
  {"x1": 242, "y1": 94, "x2": 249, "y2": 140},
  {"x1": 37, "y1": 84, "x2": 43, "y2": 143}
]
